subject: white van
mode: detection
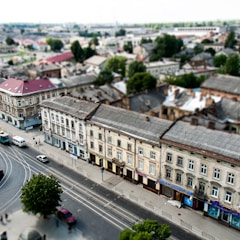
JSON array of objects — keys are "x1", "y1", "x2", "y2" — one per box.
[{"x1": 12, "y1": 136, "x2": 27, "y2": 147}]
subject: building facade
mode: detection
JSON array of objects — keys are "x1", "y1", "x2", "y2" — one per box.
[
  {"x1": 160, "y1": 120, "x2": 240, "y2": 230},
  {"x1": 40, "y1": 96, "x2": 99, "y2": 160}
]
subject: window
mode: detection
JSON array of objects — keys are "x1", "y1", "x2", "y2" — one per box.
[
  {"x1": 79, "y1": 134, "x2": 83, "y2": 144},
  {"x1": 117, "y1": 139, "x2": 121, "y2": 147},
  {"x1": 29, "y1": 98, "x2": 32, "y2": 105},
  {"x1": 56, "y1": 115, "x2": 59, "y2": 123},
  {"x1": 44, "y1": 111, "x2": 47, "y2": 117},
  {"x1": 51, "y1": 113, "x2": 54, "y2": 120},
  {"x1": 90, "y1": 141, "x2": 94, "y2": 149},
  {"x1": 107, "y1": 136, "x2": 112, "y2": 144},
  {"x1": 90, "y1": 130, "x2": 93, "y2": 137},
  {"x1": 187, "y1": 177, "x2": 193, "y2": 188},
  {"x1": 225, "y1": 191, "x2": 232, "y2": 203},
  {"x1": 201, "y1": 164, "x2": 207, "y2": 175},
  {"x1": 199, "y1": 182, "x2": 205, "y2": 193},
  {"x1": 211, "y1": 186, "x2": 218, "y2": 198},
  {"x1": 227, "y1": 173, "x2": 234, "y2": 184},
  {"x1": 149, "y1": 164, "x2": 155, "y2": 176},
  {"x1": 117, "y1": 151, "x2": 122, "y2": 161},
  {"x1": 188, "y1": 160, "x2": 194, "y2": 170},
  {"x1": 166, "y1": 169, "x2": 171, "y2": 179},
  {"x1": 98, "y1": 133, "x2": 102, "y2": 140},
  {"x1": 138, "y1": 147, "x2": 143, "y2": 156},
  {"x1": 61, "y1": 117, "x2": 64, "y2": 124},
  {"x1": 66, "y1": 130, "x2": 70, "y2": 138},
  {"x1": 19, "y1": 113, "x2": 24, "y2": 118},
  {"x1": 166, "y1": 153, "x2": 172, "y2": 163},
  {"x1": 150, "y1": 151, "x2": 156, "y2": 160},
  {"x1": 62, "y1": 128, "x2": 65, "y2": 136},
  {"x1": 71, "y1": 120, "x2": 74, "y2": 128},
  {"x1": 66, "y1": 119, "x2": 69, "y2": 127},
  {"x1": 176, "y1": 173, "x2": 182, "y2": 183},
  {"x1": 127, "y1": 143, "x2": 132, "y2": 151},
  {"x1": 99, "y1": 144, "x2": 103, "y2": 152},
  {"x1": 107, "y1": 147, "x2": 112, "y2": 157},
  {"x1": 138, "y1": 159, "x2": 143, "y2": 170},
  {"x1": 213, "y1": 168, "x2": 220, "y2": 179},
  {"x1": 127, "y1": 155, "x2": 132, "y2": 165},
  {"x1": 42, "y1": 95, "x2": 45, "y2": 100},
  {"x1": 177, "y1": 156, "x2": 183, "y2": 166},
  {"x1": 79, "y1": 123, "x2": 83, "y2": 131},
  {"x1": 18, "y1": 100, "x2": 22, "y2": 107}
]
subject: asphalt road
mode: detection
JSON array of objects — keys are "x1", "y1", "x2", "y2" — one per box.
[{"x1": 0, "y1": 144, "x2": 201, "y2": 240}]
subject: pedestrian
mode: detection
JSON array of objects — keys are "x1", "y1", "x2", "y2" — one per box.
[
  {"x1": 68, "y1": 223, "x2": 72, "y2": 233},
  {"x1": 42, "y1": 234, "x2": 46, "y2": 240},
  {"x1": 4, "y1": 213, "x2": 8, "y2": 221},
  {"x1": 0, "y1": 215, "x2": 3, "y2": 224},
  {"x1": 55, "y1": 218, "x2": 59, "y2": 228}
]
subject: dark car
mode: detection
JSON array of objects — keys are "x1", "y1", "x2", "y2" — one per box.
[
  {"x1": 0, "y1": 169, "x2": 4, "y2": 181},
  {"x1": 57, "y1": 207, "x2": 76, "y2": 224}
]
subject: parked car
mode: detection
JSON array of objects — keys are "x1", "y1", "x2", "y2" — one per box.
[
  {"x1": 36, "y1": 155, "x2": 49, "y2": 163},
  {"x1": 57, "y1": 207, "x2": 76, "y2": 224},
  {"x1": 167, "y1": 199, "x2": 182, "y2": 208}
]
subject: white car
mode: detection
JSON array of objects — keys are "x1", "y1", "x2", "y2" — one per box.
[
  {"x1": 36, "y1": 155, "x2": 49, "y2": 163},
  {"x1": 167, "y1": 199, "x2": 182, "y2": 208}
]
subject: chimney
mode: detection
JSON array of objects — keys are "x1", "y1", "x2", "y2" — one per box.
[
  {"x1": 207, "y1": 121, "x2": 215, "y2": 129},
  {"x1": 174, "y1": 89, "x2": 180, "y2": 99},
  {"x1": 145, "y1": 116, "x2": 150, "y2": 122},
  {"x1": 191, "y1": 117, "x2": 198, "y2": 126}
]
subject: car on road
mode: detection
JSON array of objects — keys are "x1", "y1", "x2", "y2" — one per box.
[
  {"x1": 36, "y1": 155, "x2": 49, "y2": 163},
  {"x1": 57, "y1": 207, "x2": 76, "y2": 224}
]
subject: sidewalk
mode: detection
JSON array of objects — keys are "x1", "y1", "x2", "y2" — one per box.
[{"x1": 1, "y1": 122, "x2": 240, "y2": 240}]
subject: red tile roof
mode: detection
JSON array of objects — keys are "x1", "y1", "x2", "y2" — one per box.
[
  {"x1": 45, "y1": 51, "x2": 74, "y2": 63},
  {"x1": 0, "y1": 78, "x2": 56, "y2": 96}
]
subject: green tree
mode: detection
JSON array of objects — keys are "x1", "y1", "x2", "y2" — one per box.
[
  {"x1": 164, "y1": 73, "x2": 205, "y2": 88},
  {"x1": 115, "y1": 28, "x2": 126, "y2": 37},
  {"x1": 89, "y1": 37, "x2": 99, "y2": 47},
  {"x1": 46, "y1": 38, "x2": 64, "y2": 52},
  {"x1": 119, "y1": 219, "x2": 171, "y2": 240},
  {"x1": 127, "y1": 72, "x2": 156, "y2": 94},
  {"x1": 123, "y1": 41, "x2": 133, "y2": 53},
  {"x1": 105, "y1": 56, "x2": 127, "y2": 77},
  {"x1": 213, "y1": 54, "x2": 227, "y2": 67},
  {"x1": 150, "y1": 34, "x2": 183, "y2": 61},
  {"x1": 224, "y1": 31, "x2": 237, "y2": 49},
  {"x1": 6, "y1": 36, "x2": 15, "y2": 45},
  {"x1": 83, "y1": 46, "x2": 96, "y2": 60},
  {"x1": 71, "y1": 40, "x2": 85, "y2": 63},
  {"x1": 128, "y1": 61, "x2": 146, "y2": 78},
  {"x1": 204, "y1": 47, "x2": 216, "y2": 56},
  {"x1": 21, "y1": 173, "x2": 62, "y2": 218},
  {"x1": 224, "y1": 53, "x2": 240, "y2": 76},
  {"x1": 94, "y1": 70, "x2": 114, "y2": 86},
  {"x1": 140, "y1": 38, "x2": 153, "y2": 44},
  {"x1": 194, "y1": 43, "x2": 203, "y2": 55}
]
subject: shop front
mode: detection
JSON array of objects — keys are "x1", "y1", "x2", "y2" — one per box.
[
  {"x1": 204, "y1": 201, "x2": 240, "y2": 230},
  {"x1": 158, "y1": 179, "x2": 195, "y2": 207}
]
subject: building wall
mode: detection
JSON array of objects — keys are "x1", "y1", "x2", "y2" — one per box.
[{"x1": 160, "y1": 142, "x2": 240, "y2": 212}]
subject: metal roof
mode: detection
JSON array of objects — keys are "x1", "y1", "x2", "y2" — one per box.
[
  {"x1": 90, "y1": 104, "x2": 172, "y2": 144},
  {"x1": 40, "y1": 96, "x2": 99, "y2": 119},
  {"x1": 162, "y1": 120, "x2": 240, "y2": 160},
  {"x1": 201, "y1": 74, "x2": 240, "y2": 95}
]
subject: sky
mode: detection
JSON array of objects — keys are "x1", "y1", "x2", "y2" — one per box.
[{"x1": 2, "y1": 0, "x2": 240, "y2": 25}]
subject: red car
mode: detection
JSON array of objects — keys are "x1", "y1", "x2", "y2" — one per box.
[{"x1": 57, "y1": 207, "x2": 76, "y2": 224}]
